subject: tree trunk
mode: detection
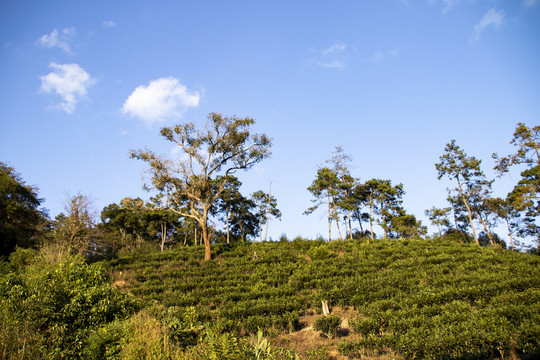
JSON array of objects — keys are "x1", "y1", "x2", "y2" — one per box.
[
  {"x1": 160, "y1": 221, "x2": 166, "y2": 252},
  {"x1": 327, "y1": 193, "x2": 332, "y2": 241},
  {"x1": 265, "y1": 181, "x2": 272, "y2": 241},
  {"x1": 259, "y1": 219, "x2": 263, "y2": 242},
  {"x1": 202, "y1": 211, "x2": 211, "y2": 261},
  {"x1": 330, "y1": 193, "x2": 342, "y2": 241},
  {"x1": 477, "y1": 213, "x2": 494, "y2": 246},
  {"x1": 347, "y1": 209, "x2": 353, "y2": 239},
  {"x1": 226, "y1": 208, "x2": 230, "y2": 245},
  {"x1": 505, "y1": 219, "x2": 514, "y2": 249},
  {"x1": 369, "y1": 196, "x2": 374, "y2": 240},
  {"x1": 457, "y1": 178, "x2": 479, "y2": 245}
]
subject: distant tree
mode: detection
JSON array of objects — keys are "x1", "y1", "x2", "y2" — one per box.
[
  {"x1": 390, "y1": 211, "x2": 427, "y2": 239},
  {"x1": 436, "y1": 140, "x2": 491, "y2": 246},
  {"x1": 305, "y1": 167, "x2": 342, "y2": 240},
  {"x1": 130, "y1": 113, "x2": 272, "y2": 260},
  {"x1": 101, "y1": 197, "x2": 149, "y2": 250},
  {"x1": 327, "y1": 146, "x2": 356, "y2": 239},
  {"x1": 251, "y1": 190, "x2": 281, "y2": 242},
  {"x1": 214, "y1": 175, "x2": 243, "y2": 244},
  {"x1": 54, "y1": 192, "x2": 96, "y2": 255},
  {"x1": 494, "y1": 123, "x2": 540, "y2": 249},
  {"x1": 146, "y1": 195, "x2": 183, "y2": 252},
  {"x1": 425, "y1": 206, "x2": 452, "y2": 237},
  {"x1": 350, "y1": 180, "x2": 371, "y2": 236},
  {"x1": 0, "y1": 162, "x2": 46, "y2": 257},
  {"x1": 361, "y1": 179, "x2": 405, "y2": 239},
  {"x1": 484, "y1": 197, "x2": 520, "y2": 249},
  {"x1": 229, "y1": 194, "x2": 258, "y2": 242}
]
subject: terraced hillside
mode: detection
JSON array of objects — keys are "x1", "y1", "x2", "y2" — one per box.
[{"x1": 108, "y1": 238, "x2": 540, "y2": 359}]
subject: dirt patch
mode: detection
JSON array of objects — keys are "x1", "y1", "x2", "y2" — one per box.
[
  {"x1": 111, "y1": 269, "x2": 135, "y2": 288},
  {"x1": 273, "y1": 307, "x2": 403, "y2": 360}
]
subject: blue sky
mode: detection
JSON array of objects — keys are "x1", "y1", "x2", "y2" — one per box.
[{"x1": 1, "y1": 0, "x2": 539, "y2": 243}]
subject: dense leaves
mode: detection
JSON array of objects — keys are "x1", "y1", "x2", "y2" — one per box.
[{"x1": 0, "y1": 162, "x2": 46, "y2": 257}]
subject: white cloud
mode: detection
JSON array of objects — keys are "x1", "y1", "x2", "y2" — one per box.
[
  {"x1": 122, "y1": 77, "x2": 200, "y2": 124},
  {"x1": 523, "y1": 0, "x2": 540, "y2": 7},
  {"x1": 37, "y1": 28, "x2": 75, "y2": 54},
  {"x1": 316, "y1": 43, "x2": 348, "y2": 70},
  {"x1": 39, "y1": 63, "x2": 93, "y2": 113},
  {"x1": 470, "y1": 8, "x2": 505, "y2": 43},
  {"x1": 103, "y1": 20, "x2": 116, "y2": 28}
]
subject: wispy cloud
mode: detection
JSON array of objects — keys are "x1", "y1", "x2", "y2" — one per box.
[
  {"x1": 122, "y1": 77, "x2": 200, "y2": 124},
  {"x1": 37, "y1": 28, "x2": 75, "y2": 54},
  {"x1": 39, "y1": 63, "x2": 94, "y2": 113},
  {"x1": 315, "y1": 43, "x2": 348, "y2": 70},
  {"x1": 442, "y1": 0, "x2": 460, "y2": 13},
  {"x1": 470, "y1": 8, "x2": 505, "y2": 43},
  {"x1": 523, "y1": 0, "x2": 540, "y2": 7},
  {"x1": 103, "y1": 20, "x2": 116, "y2": 28},
  {"x1": 361, "y1": 48, "x2": 400, "y2": 64}
]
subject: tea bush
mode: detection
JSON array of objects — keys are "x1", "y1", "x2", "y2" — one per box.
[{"x1": 313, "y1": 315, "x2": 341, "y2": 339}]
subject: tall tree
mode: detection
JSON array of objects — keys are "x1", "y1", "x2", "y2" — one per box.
[
  {"x1": 327, "y1": 146, "x2": 355, "y2": 239},
  {"x1": 350, "y1": 180, "x2": 371, "y2": 237},
  {"x1": 251, "y1": 190, "x2": 281, "y2": 242},
  {"x1": 0, "y1": 162, "x2": 46, "y2": 257},
  {"x1": 305, "y1": 167, "x2": 342, "y2": 240},
  {"x1": 361, "y1": 179, "x2": 405, "y2": 239},
  {"x1": 484, "y1": 197, "x2": 520, "y2": 249},
  {"x1": 130, "y1": 113, "x2": 271, "y2": 260},
  {"x1": 436, "y1": 140, "x2": 491, "y2": 246},
  {"x1": 494, "y1": 123, "x2": 540, "y2": 248}
]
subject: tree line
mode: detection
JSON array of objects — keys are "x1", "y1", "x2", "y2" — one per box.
[
  {"x1": 1, "y1": 115, "x2": 538, "y2": 260},
  {"x1": 0, "y1": 113, "x2": 280, "y2": 260},
  {"x1": 304, "y1": 123, "x2": 539, "y2": 251}
]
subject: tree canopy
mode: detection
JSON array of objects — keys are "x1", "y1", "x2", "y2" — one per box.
[
  {"x1": 130, "y1": 113, "x2": 272, "y2": 260},
  {"x1": 0, "y1": 162, "x2": 45, "y2": 257}
]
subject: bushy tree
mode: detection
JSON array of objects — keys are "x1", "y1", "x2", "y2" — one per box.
[
  {"x1": 494, "y1": 123, "x2": 540, "y2": 249},
  {"x1": 0, "y1": 162, "x2": 46, "y2": 257},
  {"x1": 436, "y1": 140, "x2": 492, "y2": 246},
  {"x1": 425, "y1": 206, "x2": 452, "y2": 237},
  {"x1": 53, "y1": 192, "x2": 96, "y2": 255}
]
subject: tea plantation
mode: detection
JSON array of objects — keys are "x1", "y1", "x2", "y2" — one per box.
[
  {"x1": 108, "y1": 238, "x2": 540, "y2": 359},
  {"x1": 2, "y1": 238, "x2": 539, "y2": 359}
]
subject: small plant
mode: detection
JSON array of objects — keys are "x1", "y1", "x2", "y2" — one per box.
[
  {"x1": 250, "y1": 328, "x2": 272, "y2": 359},
  {"x1": 313, "y1": 315, "x2": 341, "y2": 339}
]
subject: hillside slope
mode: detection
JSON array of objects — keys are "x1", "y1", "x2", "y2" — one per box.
[{"x1": 109, "y1": 238, "x2": 540, "y2": 359}]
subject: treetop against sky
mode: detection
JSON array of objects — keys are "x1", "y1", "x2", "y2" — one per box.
[{"x1": 1, "y1": 0, "x2": 539, "y2": 241}]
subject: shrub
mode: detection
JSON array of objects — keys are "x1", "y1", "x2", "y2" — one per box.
[
  {"x1": 0, "y1": 255, "x2": 137, "y2": 358},
  {"x1": 350, "y1": 316, "x2": 380, "y2": 336},
  {"x1": 313, "y1": 315, "x2": 341, "y2": 339}
]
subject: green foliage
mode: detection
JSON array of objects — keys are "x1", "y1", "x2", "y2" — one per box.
[
  {"x1": 313, "y1": 315, "x2": 341, "y2": 339},
  {"x1": 4, "y1": 237, "x2": 540, "y2": 358},
  {"x1": 0, "y1": 252, "x2": 137, "y2": 359},
  {"x1": 0, "y1": 162, "x2": 46, "y2": 257}
]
